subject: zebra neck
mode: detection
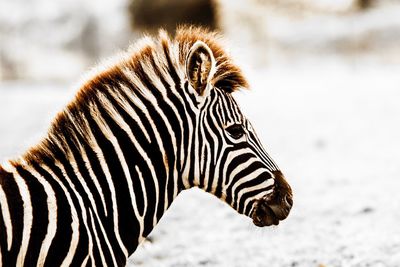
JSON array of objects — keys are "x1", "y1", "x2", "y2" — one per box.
[{"x1": 0, "y1": 61, "x2": 203, "y2": 264}]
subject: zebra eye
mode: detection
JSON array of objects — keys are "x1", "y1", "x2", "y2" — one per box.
[{"x1": 226, "y1": 124, "x2": 245, "y2": 139}]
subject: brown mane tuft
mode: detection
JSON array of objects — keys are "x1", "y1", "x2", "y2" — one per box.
[
  {"x1": 175, "y1": 26, "x2": 249, "y2": 92},
  {"x1": 78, "y1": 26, "x2": 248, "y2": 97}
]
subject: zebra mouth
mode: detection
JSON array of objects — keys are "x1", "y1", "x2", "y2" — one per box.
[
  {"x1": 251, "y1": 170, "x2": 293, "y2": 227},
  {"x1": 251, "y1": 199, "x2": 280, "y2": 226},
  {"x1": 251, "y1": 192, "x2": 293, "y2": 227}
]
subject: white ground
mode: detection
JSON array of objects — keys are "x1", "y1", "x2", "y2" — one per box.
[{"x1": 1, "y1": 62, "x2": 399, "y2": 266}]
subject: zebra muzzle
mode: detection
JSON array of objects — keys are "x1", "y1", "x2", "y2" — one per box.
[{"x1": 251, "y1": 171, "x2": 293, "y2": 227}]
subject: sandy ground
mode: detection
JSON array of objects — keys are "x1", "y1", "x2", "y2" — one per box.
[{"x1": 0, "y1": 63, "x2": 400, "y2": 267}]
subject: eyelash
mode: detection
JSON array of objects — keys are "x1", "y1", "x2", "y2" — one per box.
[{"x1": 226, "y1": 124, "x2": 245, "y2": 139}]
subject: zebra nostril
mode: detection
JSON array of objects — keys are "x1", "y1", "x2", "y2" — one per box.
[{"x1": 284, "y1": 195, "x2": 293, "y2": 208}]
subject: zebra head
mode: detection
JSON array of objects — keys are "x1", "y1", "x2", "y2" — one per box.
[{"x1": 184, "y1": 40, "x2": 293, "y2": 227}]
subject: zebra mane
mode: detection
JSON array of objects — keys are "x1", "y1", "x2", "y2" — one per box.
[
  {"x1": 16, "y1": 26, "x2": 248, "y2": 166},
  {"x1": 79, "y1": 26, "x2": 248, "y2": 94}
]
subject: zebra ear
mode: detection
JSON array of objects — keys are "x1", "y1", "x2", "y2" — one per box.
[{"x1": 186, "y1": 41, "x2": 216, "y2": 96}]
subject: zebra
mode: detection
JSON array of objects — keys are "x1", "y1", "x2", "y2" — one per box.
[{"x1": 0, "y1": 26, "x2": 293, "y2": 266}]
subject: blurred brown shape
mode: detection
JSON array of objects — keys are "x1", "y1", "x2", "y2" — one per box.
[
  {"x1": 356, "y1": 0, "x2": 373, "y2": 10},
  {"x1": 128, "y1": 0, "x2": 218, "y2": 34}
]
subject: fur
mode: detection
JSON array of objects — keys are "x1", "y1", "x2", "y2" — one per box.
[{"x1": 18, "y1": 26, "x2": 248, "y2": 167}]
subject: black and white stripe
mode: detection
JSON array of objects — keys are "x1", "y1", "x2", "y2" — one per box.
[{"x1": 0, "y1": 27, "x2": 291, "y2": 266}]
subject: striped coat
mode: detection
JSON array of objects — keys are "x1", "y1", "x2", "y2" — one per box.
[{"x1": 0, "y1": 27, "x2": 292, "y2": 266}]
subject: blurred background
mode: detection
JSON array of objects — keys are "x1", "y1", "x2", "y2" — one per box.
[{"x1": 1, "y1": 0, "x2": 400, "y2": 266}]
